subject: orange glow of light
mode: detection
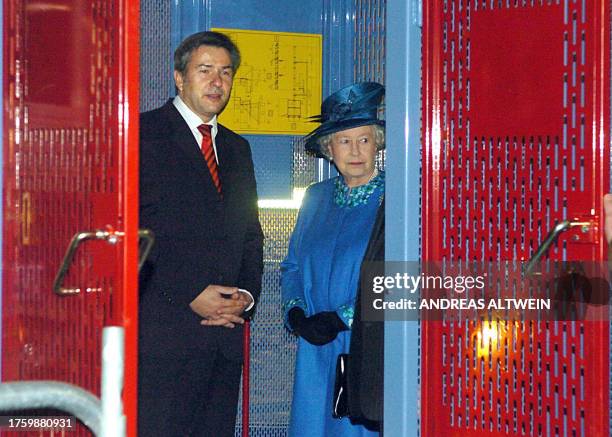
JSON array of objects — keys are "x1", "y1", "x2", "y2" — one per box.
[{"x1": 475, "y1": 320, "x2": 508, "y2": 358}]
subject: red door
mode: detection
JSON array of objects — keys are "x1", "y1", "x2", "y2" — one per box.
[
  {"x1": 2, "y1": 0, "x2": 139, "y2": 435},
  {"x1": 422, "y1": 1, "x2": 609, "y2": 436}
]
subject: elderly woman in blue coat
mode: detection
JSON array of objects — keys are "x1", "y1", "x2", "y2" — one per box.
[{"x1": 281, "y1": 82, "x2": 385, "y2": 437}]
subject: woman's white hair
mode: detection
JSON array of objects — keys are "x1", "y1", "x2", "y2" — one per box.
[{"x1": 316, "y1": 124, "x2": 385, "y2": 160}]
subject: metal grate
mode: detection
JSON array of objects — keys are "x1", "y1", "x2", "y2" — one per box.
[
  {"x1": 247, "y1": 135, "x2": 295, "y2": 199},
  {"x1": 140, "y1": 0, "x2": 173, "y2": 111},
  {"x1": 236, "y1": 211, "x2": 299, "y2": 437},
  {"x1": 354, "y1": 0, "x2": 386, "y2": 83},
  {"x1": 234, "y1": 136, "x2": 316, "y2": 437},
  {"x1": 291, "y1": 136, "x2": 318, "y2": 191},
  {"x1": 354, "y1": 0, "x2": 386, "y2": 170},
  {"x1": 422, "y1": 0, "x2": 610, "y2": 435}
]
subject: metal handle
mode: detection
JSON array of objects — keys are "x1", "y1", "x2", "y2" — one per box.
[
  {"x1": 54, "y1": 228, "x2": 155, "y2": 296},
  {"x1": 53, "y1": 229, "x2": 123, "y2": 295},
  {"x1": 523, "y1": 219, "x2": 592, "y2": 276},
  {"x1": 138, "y1": 229, "x2": 155, "y2": 271}
]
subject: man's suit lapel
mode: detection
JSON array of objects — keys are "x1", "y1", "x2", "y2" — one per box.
[
  {"x1": 215, "y1": 126, "x2": 235, "y2": 200},
  {"x1": 163, "y1": 101, "x2": 222, "y2": 198}
]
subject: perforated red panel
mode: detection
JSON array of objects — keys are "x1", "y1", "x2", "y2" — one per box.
[
  {"x1": 422, "y1": 1, "x2": 609, "y2": 436},
  {"x1": 2, "y1": 0, "x2": 139, "y2": 435}
]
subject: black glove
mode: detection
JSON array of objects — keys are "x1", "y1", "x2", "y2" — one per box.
[
  {"x1": 288, "y1": 307, "x2": 308, "y2": 332},
  {"x1": 288, "y1": 307, "x2": 348, "y2": 346}
]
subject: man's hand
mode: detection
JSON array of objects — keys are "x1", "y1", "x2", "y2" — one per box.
[
  {"x1": 189, "y1": 285, "x2": 248, "y2": 328},
  {"x1": 604, "y1": 194, "x2": 612, "y2": 244},
  {"x1": 202, "y1": 291, "x2": 253, "y2": 327}
]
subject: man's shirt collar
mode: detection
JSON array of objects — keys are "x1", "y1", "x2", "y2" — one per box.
[{"x1": 173, "y1": 95, "x2": 219, "y2": 140}]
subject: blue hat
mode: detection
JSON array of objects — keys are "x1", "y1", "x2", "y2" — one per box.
[{"x1": 304, "y1": 82, "x2": 385, "y2": 158}]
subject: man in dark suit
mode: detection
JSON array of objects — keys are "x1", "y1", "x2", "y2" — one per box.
[
  {"x1": 138, "y1": 31, "x2": 264, "y2": 437},
  {"x1": 348, "y1": 201, "x2": 384, "y2": 431}
]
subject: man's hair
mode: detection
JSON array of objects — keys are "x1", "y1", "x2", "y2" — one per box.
[{"x1": 174, "y1": 31, "x2": 241, "y2": 75}]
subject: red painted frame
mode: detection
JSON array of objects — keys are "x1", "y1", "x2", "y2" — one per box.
[
  {"x1": 119, "y1": 0, "x2": 140, "y2": 434},
  {"x1": 2, "y1": 0, "x2": 139, "y2": 435}
]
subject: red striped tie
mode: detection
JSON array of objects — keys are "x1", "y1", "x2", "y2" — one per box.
[{"x1": 197, "y1": 124, "x2": 222, "y2": 195}]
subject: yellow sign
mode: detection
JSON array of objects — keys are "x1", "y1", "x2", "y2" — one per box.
[{"x1": 213, "y1": 28, "x2": 322, "y2": 135}]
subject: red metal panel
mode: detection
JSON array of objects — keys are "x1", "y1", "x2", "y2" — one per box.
[
  {"x1": 422, "y1": 1, "x2": 609, "y2": 436},
  {"x1": 2, "y1": 0, "x2": 139, "y2": 435}
]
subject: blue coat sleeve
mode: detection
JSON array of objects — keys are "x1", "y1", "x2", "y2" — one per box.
[{"x1": 280, "y1": 186, "x2": 315, "y2": 329}]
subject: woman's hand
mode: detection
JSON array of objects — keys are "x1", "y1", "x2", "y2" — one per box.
[{"x1": 288, "y1": 307, "x2": 348, "y2": 345}]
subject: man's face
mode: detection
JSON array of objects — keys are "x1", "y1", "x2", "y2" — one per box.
[{"x1": 174, "y1": 45, "x2": 234, "y2": 122}]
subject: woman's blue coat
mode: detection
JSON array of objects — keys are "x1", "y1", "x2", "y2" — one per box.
[{"x1": 281, "y1": 173, "x2": 384, "y2": 437}]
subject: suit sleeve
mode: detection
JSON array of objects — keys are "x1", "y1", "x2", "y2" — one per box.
[
  {"x1": 280, "y1": 186, "x2": 314, "y2": 329},
  {"x1": 335, "y1": 201, "x2": 385, "y2": 328},
  {"x1": 138, "y1": 136, "x2": 164, "y2": 290},
  {"x1": 237, "y1": 142, "x2": 265, "y2": 317}
]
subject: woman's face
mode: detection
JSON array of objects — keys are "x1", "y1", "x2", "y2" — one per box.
[{"x1": 329, "y1": 125, "x2": 377, "y2": 187}]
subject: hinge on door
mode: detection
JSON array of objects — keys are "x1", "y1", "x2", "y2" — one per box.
[
  {"x1": 523, "y1": 215, "x2": 598, "y2": 276},
  {"x1": 563, "y1": 214, "x2": 598, "y2": 244}
]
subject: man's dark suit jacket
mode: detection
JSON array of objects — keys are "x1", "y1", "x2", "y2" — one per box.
[
  {"x1": 348, "y1": 201, "x2": 384, "y2": 426},
  {"x1": 138, "y1": 99, "x2": 264, "y2": 362}
]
